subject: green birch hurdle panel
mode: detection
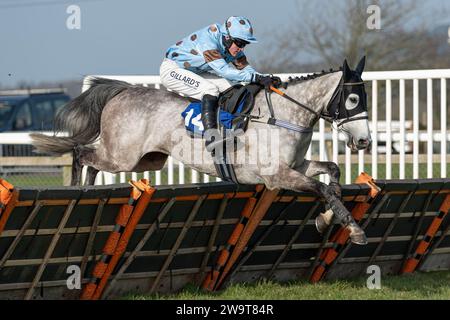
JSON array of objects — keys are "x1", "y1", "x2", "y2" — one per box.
[{"x1": 0, "y1": 178, "x2": 448, "y2": 300}]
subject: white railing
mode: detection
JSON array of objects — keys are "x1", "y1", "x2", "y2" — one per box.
[
  {"x1": 0, "y1": 69, "x2": 448, "y2": 186},
  {"x1": 81, "y1": 69, "x2": 450, "y2": 184}
]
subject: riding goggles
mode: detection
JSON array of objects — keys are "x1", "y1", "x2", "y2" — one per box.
[{"x1": 233, "y1": 38, "x2": 249, "y2": 48}]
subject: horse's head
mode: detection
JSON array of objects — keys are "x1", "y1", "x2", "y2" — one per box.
[{"x1": 325, "y1": 57, "x2": 371, "y2": 151}]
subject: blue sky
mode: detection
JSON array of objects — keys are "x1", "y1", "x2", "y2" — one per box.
[{"x1": 0, "y1": 0, "x2": 449, "y2": 87}]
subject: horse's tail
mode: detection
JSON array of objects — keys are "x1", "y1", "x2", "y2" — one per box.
[{"x1": 30, "y1": 77, "x2": 132, "y2": 155}]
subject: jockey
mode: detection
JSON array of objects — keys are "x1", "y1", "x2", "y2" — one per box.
[{"x1": 160, "y1": 16, "x2": 281, "y2": 152}]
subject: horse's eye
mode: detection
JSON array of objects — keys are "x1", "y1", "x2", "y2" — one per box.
[{"x1": 346, "y1": 94, "x2": 360, "y2": 110}]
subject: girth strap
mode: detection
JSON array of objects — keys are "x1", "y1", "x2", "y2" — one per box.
[{"x1": 267, "y1": 118, "x2": 313, "y2": 134}]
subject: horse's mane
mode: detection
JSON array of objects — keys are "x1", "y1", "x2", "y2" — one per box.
[{"x1": 287, "y1": 67, "x2": 342, "y2": 85}]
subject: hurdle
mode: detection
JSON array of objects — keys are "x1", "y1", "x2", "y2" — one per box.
[{"x1": 0, "y1": 174, "x2": 449, "y2": 299}]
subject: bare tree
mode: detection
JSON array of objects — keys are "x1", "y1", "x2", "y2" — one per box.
[{"x1": 256, "y1": 0, "x2": 449, "y2": 72}]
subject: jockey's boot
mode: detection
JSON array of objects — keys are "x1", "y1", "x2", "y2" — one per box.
[{"x1": 201, "y1": 94, "x2": 232, "y2": 153}]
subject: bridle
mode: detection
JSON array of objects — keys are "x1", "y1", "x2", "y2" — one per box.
[
  {"x1": 321, "y1": 79, "x2": 369, "y2": 126},
  {"x1": 264, "y1": 77, "x2": 369, "y2": 133}
]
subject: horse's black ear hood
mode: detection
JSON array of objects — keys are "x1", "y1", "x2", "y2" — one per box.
[
  {"x1": 355, "y1": 56, "x2": 366, "y2": 76},
  {"x1": 343, "y1": 59, "x2": 351, "y2": 78}
]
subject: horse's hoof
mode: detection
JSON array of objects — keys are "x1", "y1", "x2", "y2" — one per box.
[
  {"x1": 347, "y1": 223, "x2": 368, "y2": 245},
  {"x1": 315, "y1": 215, "x2": 328, "y2": 234},
  {"x1": 349, "y1": 230, "x2": 368, "y2": 245},
  {"x1": 315, "y1": 209, "x2": 334, "y2": 234}
]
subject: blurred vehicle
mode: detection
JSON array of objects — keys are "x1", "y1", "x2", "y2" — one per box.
[
  {"x1": 0, "y1": 88, "x2": 70, "y2": 132},
  {"x1": 0, "y1": 88, "x2": 70, "y2": 157}
]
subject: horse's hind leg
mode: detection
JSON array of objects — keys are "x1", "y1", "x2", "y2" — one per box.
[
  {"x1": 71, "y1": 147, "x2": 83, "y2": 186},
  {"x1": 294, "y1": 160, "x2": 342, "y2": 233},
  {"x1": 75, "y1": 147, "x2": 103, "y2": 186},
  {"x1": 71, "y1": 147, "x2": 99, "y2": 186},
  {"x1": 84, "y1": 166, "x2": 99, "y2": 186}
]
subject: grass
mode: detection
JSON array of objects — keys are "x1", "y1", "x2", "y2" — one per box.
[
  {"x1": 3, "y1": 163, "x2": 450, "y2": 187},
  {"x1": 2, "y1": 172, "x2": 63, "y2": 187},
  {"x1": 342, "y1": 163, "x2": 450, "y2": 184},
  {"x1": 127, "y1": 270, "x2": 450, "y2": 300}
]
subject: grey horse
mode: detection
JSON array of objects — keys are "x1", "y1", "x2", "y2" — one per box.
[{"x1": 31, "y1": 57, "x2": 371, "y2": 244}]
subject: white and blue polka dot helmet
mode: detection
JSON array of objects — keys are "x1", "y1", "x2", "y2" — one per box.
[{"x1": 224, "y1": 16, "x2": 258, "y2": 43}]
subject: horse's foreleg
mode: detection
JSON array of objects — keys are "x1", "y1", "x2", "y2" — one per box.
[
  {"x1": 264, "y1": 166, "x2": 367, "y2": 245},
  {"x1": 294, "y1": 160, "x2": 342, "y2": 233},
  {"x1": 295, "y1": 159, "x2": 341, "y2": 194}
]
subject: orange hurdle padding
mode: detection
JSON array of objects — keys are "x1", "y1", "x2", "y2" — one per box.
[
  {"x1": 310, "y1": 173, "x2": 381, "y2": 283},
  {"x1": 202, "y1": 195, "x2": 258, "y2": 291},
  {"x1": 80, "y1": 186, "x2": 140, "y2": 300},
  {"x1": 92, "y1": 180, "x2": 155, "y2": 300},
  {"x1": 402, "y1": 193, "x2": 450, "y2": 274},
  {"x1": 213, "y1": 188, "x2": 280, "y2": 291},
  {"x1": 81, "y1": 179, "x2": 155, "y2": 300},
  {"x1": 0, "y1": 179, "x2": 14, "y2": 211},
  {"x1": 0, "y1": 179, "x2": 19, "y2": 236}
]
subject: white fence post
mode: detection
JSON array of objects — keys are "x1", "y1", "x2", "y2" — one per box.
[
  {"x1": 168, "y1": 157, "x2": 173, "y2": 185},
  {"x1": 332, "y1": 123, "x2": 339, "y2": 165},
  {"x1": 155, "y1": 171, "x2": 161, "y2": 185},
  {"x1": 191, "y1": 169, "x2": 198, "y2": 183},
  {"x1": 441, "y1": 78, "x2": 447, "y2": 178},
  {"x1": 345, "y1": 145, "x2": 351, "y2": 184},
  {"x1": 385, "y1": 80, "x2": 392, "y2": 180},
  {"x1": 371, "y1": 80, "x2": 378, "y2": 179},
  {"x1": 178, "y1": 162, "x2": 185, "y2": 184},
  {"x1": 319, "y1": 119, "x2": 327, "y2": 183},
  {"x1": 399, "y1": 79, "x2": 406, "y2": 179},
  {"x1": 413, "y1": 79, "x2": 420, "y2": 179},
  {"x1": 427, "y1": 79, "x2": 433, "y2": 179}
]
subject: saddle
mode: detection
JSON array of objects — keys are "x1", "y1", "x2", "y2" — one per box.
[
  {"x1": 217, "y1": 83, "x2": 261, "y2": 132},
  {"x1": 181, "y1": 83, "x2": 261, "y2": 136}
]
